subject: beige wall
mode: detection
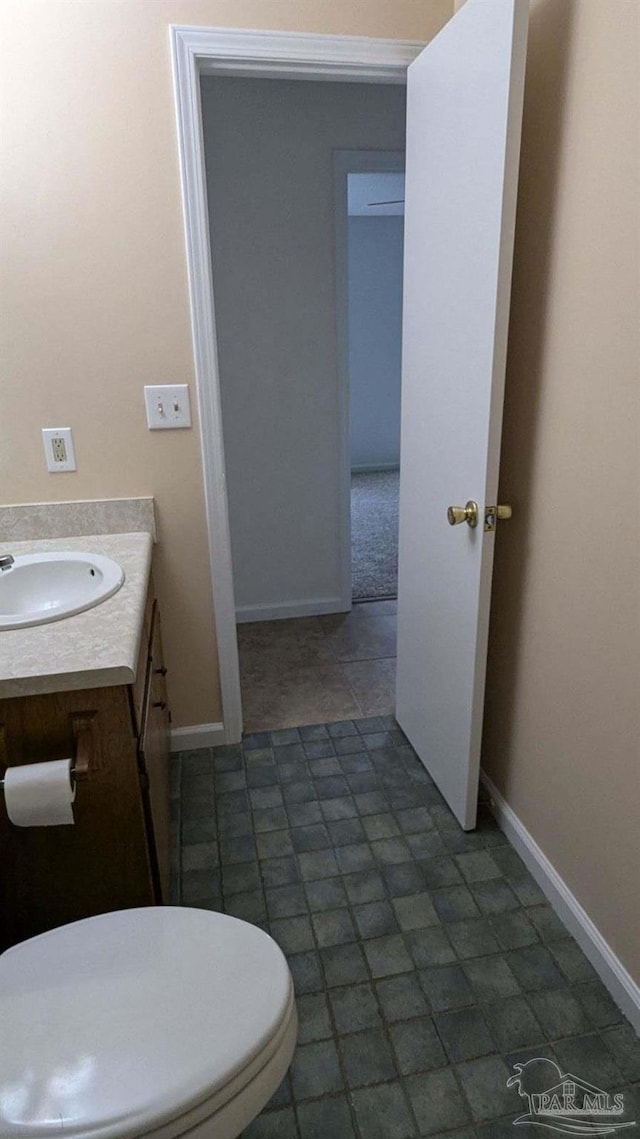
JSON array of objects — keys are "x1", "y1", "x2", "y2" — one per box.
[
  {"x1": 483, "y1": 0, "x2": 640, "y2": 981},
  {"x1": 0, "y1": 1, "x2": 452, "y2": 728}
]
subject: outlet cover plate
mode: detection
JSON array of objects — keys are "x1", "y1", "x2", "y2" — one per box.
[
  {"x1": 144, "y1": 384, "x2": 192, "y2": 430},
  {"x1": 42, "y1": 427, "x2": 76, "y2": 472}
]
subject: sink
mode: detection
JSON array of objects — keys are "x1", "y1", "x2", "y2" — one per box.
[{"x1": 0, "y1": 552, "x2": 125, "y2": 630}]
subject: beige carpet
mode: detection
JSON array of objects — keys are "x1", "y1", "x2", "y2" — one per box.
[{"x1": 351, "y1": 469, "x2": 399, "y2": 601}]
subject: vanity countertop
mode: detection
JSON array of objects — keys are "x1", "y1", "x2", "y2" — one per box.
[{"x1": 0, "y1": 532, "x2": 153, "y2": 699}]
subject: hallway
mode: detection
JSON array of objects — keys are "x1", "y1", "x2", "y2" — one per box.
[{"x1": 237, "y1": 601, "x2": 397, "y2": 732}]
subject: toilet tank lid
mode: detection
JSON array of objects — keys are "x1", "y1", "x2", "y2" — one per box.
[{"x1": 0, "y1": 907, "x2": 293, "y2": 1139}]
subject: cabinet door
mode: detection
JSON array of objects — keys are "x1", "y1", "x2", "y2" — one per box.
[
  {"x1": 0, "y1": 687, "x2": 154, "y2": 948},
  {"x1": 140, "y1": 604, "x2": 171, "y2": 901}
]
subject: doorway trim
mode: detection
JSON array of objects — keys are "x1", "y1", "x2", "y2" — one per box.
[{"x1": 170, "y1": 26, "x2": 423, "y2": 742}]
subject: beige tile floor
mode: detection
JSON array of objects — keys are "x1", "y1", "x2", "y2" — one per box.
[{"x1": 238, "y1": 600, "x2": 397, "y2": 731}]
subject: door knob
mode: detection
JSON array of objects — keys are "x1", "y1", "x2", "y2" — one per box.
[
  {"x1": 447, "y1": 501, "x2": 479, "y2": 528},
  {"x1": 448, "y1": 501, "x2": 513, "y2": 530}
]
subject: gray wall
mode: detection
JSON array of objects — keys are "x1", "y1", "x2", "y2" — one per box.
[
  {"x1": 348, "y1": 215, "x2": 404, "y2": 470},
  {"x1": 201, "y1": 76, "x2": 405, "y2": 619}
]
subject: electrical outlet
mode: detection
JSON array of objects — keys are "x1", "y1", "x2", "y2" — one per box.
[
  {"x1": 42, "y1": 427, "x2": 76, "y2": 472},
  {"x1": 144, "y1": 385, "x2": 192, "y2": 430},
  {"x1": 51, "y1": 436, "x2": 67, "y2": 463}
]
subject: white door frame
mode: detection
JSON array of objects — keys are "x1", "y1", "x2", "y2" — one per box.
[
  {"x1": 170, "y1": 27, "x2": 424, "y2": 743},
  {"x1": 333, "y1": 149, "x2": 406, "y2": 610}
]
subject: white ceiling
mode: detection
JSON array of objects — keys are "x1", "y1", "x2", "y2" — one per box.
[{"x1": 347, "y1": 172, "x2": 405, "y2": 216}]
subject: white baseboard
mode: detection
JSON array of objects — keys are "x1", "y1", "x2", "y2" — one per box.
[
  {"x1": 236, "y1": 597, "x2": 347, "y2": 623},
  {"x1": 481, "y1": 771, "x2": 640, "y2": 1033},
  {"x1": 351, "y1": 462, "x2": 400, "y2": 474},
  {"x1": 170, "y1": 722, "x2": 226, "y2": 751}
]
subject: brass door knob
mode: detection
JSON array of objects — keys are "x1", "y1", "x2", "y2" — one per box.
[{"x1": 447, "y1": 501, "x2": 479, "y2": 528}]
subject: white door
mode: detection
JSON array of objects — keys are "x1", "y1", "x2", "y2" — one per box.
[{"x1": 396, "y1": 0, "x2": 529, "y2": 829}]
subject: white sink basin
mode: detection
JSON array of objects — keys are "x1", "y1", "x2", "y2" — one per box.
[{"x1": 0, "y1": 552, "x2": 125, "y2": 630}]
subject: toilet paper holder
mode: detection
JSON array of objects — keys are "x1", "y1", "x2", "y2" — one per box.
[{"x1": 0, "y1": 712, "x2": 94, "y2": 790}]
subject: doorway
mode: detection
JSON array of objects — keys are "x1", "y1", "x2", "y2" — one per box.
[
  {"x1": 171, "y1": 3, "x2": 528, "y2": 833},
  {"x1": 169, "y1": 2, "x2": 523, "y2": 820},
  {"x1": 170, "y1": 27, "x2": 419, "y2": 744},
  {"x1": 199, "y1": 77, "x2": 406, "y2": 731}
]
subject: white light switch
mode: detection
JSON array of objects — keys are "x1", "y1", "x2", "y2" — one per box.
[{"x1": 144, "y1": 384, "x2": 192, "y2": 430}]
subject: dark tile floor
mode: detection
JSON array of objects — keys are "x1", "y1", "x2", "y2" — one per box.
[{"x1": 170, "y1": 718, "x2": 640, "y2": 1139}]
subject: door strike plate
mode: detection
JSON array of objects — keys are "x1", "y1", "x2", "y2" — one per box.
[{"x1": 484, "y1": 505, "x2": 513, "y2": 531}]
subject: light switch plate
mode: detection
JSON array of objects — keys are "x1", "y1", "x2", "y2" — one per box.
[{"x1": 144, "y1": 384, "x2": 192, "y2": 430}]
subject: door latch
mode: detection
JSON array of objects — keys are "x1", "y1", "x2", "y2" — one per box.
[{"x1": 483, "y1": 504, "x2": 512, "y2": 531}]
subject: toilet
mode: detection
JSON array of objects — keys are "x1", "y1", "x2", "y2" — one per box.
[{"x1": 0, "y1": 907, "x2": 298, "y2": 1139}]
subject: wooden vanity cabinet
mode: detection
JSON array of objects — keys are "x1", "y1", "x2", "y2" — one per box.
[{"x1": 0, "y1": 583, "x2": 171, "y2": 950}]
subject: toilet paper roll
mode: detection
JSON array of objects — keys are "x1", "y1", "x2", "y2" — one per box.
[{"x1": 3, "y1": 760, "x2": 76, "y2": 827}]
